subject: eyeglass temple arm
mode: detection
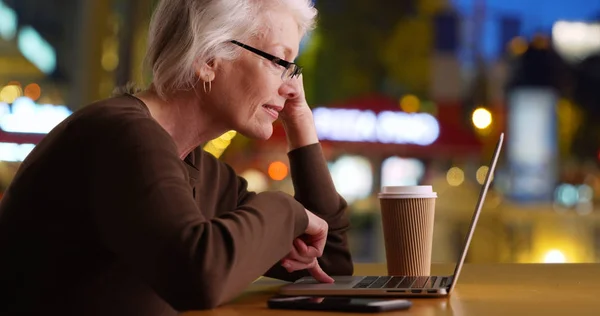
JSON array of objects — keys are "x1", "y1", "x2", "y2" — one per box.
[{"x1": 230, "y1": 40, "x2": 293, "y2": 68}]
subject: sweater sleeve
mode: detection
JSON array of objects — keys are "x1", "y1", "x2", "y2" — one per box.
[
  {"x1": 263, "y1": 143, "x2": 354, "y2": 281},
  {"x1": 89, "y1": 118, "x2": 308, "y2": 311}
]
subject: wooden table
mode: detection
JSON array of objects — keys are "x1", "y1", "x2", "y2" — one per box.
[{"x1": 184, "y1": 263, "x2": 600, "y2": 315}]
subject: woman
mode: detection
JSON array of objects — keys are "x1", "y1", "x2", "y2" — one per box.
[{"x1": 0, "y1": 0, "x2": 353, "y2": 314}]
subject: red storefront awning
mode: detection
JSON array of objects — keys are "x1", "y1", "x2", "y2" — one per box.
[{"x1": 0, "y1": 130, "x2": 46, "y2": 144}]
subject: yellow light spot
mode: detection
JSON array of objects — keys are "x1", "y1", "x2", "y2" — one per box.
[
  {"x1": 268, "y1": 161, "x2": 288, "y2": 181},
  {"x1": 24, "y1": 83, "x2": 41, "y2": 101},
  {"x1": 101, "y1": 52, "x2": 119, "y2": 72},
  {"x1": 472, "y1": 107, "x2": 492, "y2": 129},
  {"x1": 203, "y1": 132, "x2": 235, "y2": 159},
  {"x1": 446, "y1": 167, "x2": 464, "y2": 187},
  {"x1": 476, "y1": 166, "x2": 489, "y2": 185},
  {"x1": 240, "y1": 169, "x2": 268, "y2": 192},
  {"x1": 0, "y1": 85, "x2": 22, "y2": 103},
  {"x1": 220, "y1": 130, "x2": 237, "y2": 140},
  {"x1": 420, "y1": 100, "x2": 438, "y2": 116},
  {"x1": 203, "y1": 142, "x2": 228, "y2": 158},
  {"x1": 211, "y1": 137, "x2": 230, "y2": 150},
  {"x1": 399, "y1": 94, "x2": 420, "y2": 113},
  {"x1": 508, "y1": 36, "x2": 528, "y2": 55},
  {"x1": 531, "y1": 34, "x2": 549, "y2": 50},
  {"x1": 543, "y1": 249, "x2": 566, "y2": 263}
]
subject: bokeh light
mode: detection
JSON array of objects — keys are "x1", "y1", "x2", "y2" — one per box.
[
  {"x1": 446, "y1": 167, "x2": 464, "y2": 187},
  {"x1": 24, "y1": 83, "x2": 41, "y2": 101},
  {"x1": 240, "y1": 169, "x2": 268, "y2": 192},
  {"x1": 476, "y1": 166, "x2": 489, "y2": 185},
  {"x1": 268, "y1": 161, "x2": 288, "y2": 181},
  {"x1": 399, "y1": 94, "x2": 420, "y2": 113},
  {"x1": 101, "y1": 52, "x2": 119, "y2": 72},
  {"x1": 508, "y1": 36, "x2": 528, "y2": 55},
  {"x1": 543, "y1": 249, "x2": 566, "y2": 263},
  {"x1": 203, "y1": 130, "x2": 237, "y2": 158},
  {"x1": 578, "y1": 184, "x2": 593, "y2": 203},
  {"x1": 221, "y1": 130, "x2": 237, "y2": 140},
  {"x1": 531, "y1": 33, "x2": 550, "y2": 50},
  {"x1": 0, "y1": 85, "x2": 22, "y2": 103},
  {"x1": 555, "y1": 184, "x2": 579, "y2": 207},
  {"x1": 419, "y1": 100, "x2": 438, "y2": 116},
  {"x1": 472, "y1": 107, "x2": 492, "y2": 129},
  {"x1": 330, "y1": 155, "x2": 373, "y2": 204}
]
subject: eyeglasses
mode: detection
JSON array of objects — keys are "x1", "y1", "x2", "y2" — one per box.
[{"x1": 230, "y1": 40, "x2": 302, "y2": 81}]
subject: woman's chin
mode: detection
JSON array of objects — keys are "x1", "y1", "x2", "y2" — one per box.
[
  {"x1": 256, "y1": 128, "x2": 273, "y2": 140},
  {"x1": 241, "y1": 125, "x2": 273, "y2": 141}
]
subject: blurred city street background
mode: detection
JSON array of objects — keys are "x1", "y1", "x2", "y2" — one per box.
[{"x1": 2, "y1": 0, "x2": 600, "y2": 265}]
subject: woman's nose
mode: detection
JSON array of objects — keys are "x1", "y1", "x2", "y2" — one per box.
[{"x1": 278, "y1": 80, "x2": 299, "y2": 99}]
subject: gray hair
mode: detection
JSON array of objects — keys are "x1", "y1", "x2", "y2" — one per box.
[{"x1": 145, "y1": 0, "x2": 317, "y2": 99}]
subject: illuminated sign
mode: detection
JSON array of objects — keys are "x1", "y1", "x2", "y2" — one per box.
[
  {"x1": 329, "y1": 155, "x2": 373, "y2": 204},
  {"x1": 17, "y1": 26, "x2": 57, "y2": 74},
  {"x1": 0, "y1": 2, "x2": 56, "y2": 74},
  {"x1": 0, "y1": 142, "x2": 35, "y2": 162},
  {"x1": 381, "y1": 157, "x2": 425, "y2": 186},
  {"x1": 0, "y1": 1, "x2": 17, "y2": 41},
  {"x1": 552, "y1": 21, "x2": 600, "y2": 63},
  {"x1": 0, "y1": 97, "x2": 72, "y2": 134},
  {"x1": 507, "y1": 88, "x2": 558, "y2": 202},
  {"x1": 313, "y1": 107, "x2": 440, "y2": 146}
]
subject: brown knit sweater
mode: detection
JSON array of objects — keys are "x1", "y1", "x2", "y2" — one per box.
[{"x1": 0, "y1": 95, "x2": 353, "y2": 315}]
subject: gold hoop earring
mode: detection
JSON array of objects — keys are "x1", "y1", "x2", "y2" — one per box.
[
  {"x1": 203, "y1": 75, "x2": 212, "y2": 94},
  {"x1": 203, "y1": 80, "x2": 212, "y2": 94}
]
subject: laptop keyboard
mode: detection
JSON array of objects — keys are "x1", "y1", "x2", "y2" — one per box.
[
  {"x1": 352, "y1": 276, "x2": 379, "y2": 288},
  {"x1": 352, "y1": 276, "x2": 446, "y2": 289}
]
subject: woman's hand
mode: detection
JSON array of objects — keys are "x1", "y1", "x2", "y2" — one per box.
[
  {"x1": 279, "y1": 75, "x2": 319, "y2": 151},
  {"x1": 280, "y1": 209, "x2": 334, "y2": 283},
  {"x1": 279, "y1": 74, "x2": 312, "y2": 124}
]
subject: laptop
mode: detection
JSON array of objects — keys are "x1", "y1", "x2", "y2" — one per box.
[{"x1": 279, "y1": 133, "x2": 504, "y2": 298}]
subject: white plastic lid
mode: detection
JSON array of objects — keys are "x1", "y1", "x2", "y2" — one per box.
[{"x1": 378, "y1": 185, "x2": 437, "y2": 199}]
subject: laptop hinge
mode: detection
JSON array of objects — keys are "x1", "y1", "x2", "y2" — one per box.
[
  {"x1": 433, "y1": 275, "x2": 454, "y2": 289},
  {"x1": 446, "y1": 276, "x2": 455, "y2": 289}
]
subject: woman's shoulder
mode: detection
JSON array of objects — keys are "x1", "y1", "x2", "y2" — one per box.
[
  {"x1": 68, "y1": 94, "x2": 155, "y2": 131},
  {"x1": 64, "y1": 94, "x2": 172, "y2": 148},
  {"x1": 73, "y1": 94, "x2": 152, "y2": 125}
]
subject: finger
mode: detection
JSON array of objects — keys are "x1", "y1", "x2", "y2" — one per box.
[
  {"x1": 280, "y1": 258, "x2": 314, "y2": 273},
  {"x1": 308, "y1": 261, "x2": 334, "y2": 283},
  {"x1": 297, "y1": 74, "x2": 305, "y2": 93},
  {"x1": 313, "y1": 238, "x2": 326, "y2": 257},
  {"x1": 304, "y1": 233, "x2": 326, "y2": 257},
  {"x1": 285, "y1": 244, "x2": 314, "y2": 264},
  {"x1": 293, "y1": 238, "x2": 308, "y2": 254},
  {"x1": 294, "y1": 238, "x2": 318, "y2": 257},
  {"x1": 297, "y1": 236, "x2": 323, "y2": 258}
]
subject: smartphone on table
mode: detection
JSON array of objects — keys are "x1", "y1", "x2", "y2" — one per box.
[{"x1": 267, "y1": 296, "x2": 412, "y2": 313}]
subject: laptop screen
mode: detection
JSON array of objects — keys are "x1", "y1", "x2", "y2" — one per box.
[{"x1": 448, "y1": 133, "x2": 504, "y2": 293}]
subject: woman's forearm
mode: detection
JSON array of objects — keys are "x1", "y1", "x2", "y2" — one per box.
[{"x1": 281, "y1": 110, "x2": 319, "y2": 152}]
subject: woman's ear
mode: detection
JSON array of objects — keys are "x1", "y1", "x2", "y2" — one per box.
[
  {"x1": 195, "y1": 58, "x2": 219, "y2": 82},
  {"x1": 196, "y1": 64, "x2": 215, "y2": 82}
]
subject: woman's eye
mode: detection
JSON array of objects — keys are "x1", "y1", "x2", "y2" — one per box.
[{"x1": 269, "y1": 61, "x2": 280, "y2": 69}]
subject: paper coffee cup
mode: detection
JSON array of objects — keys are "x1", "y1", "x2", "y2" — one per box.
[{"x1": 379, "y1": 186, "x2": 436, "y2": 276}]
